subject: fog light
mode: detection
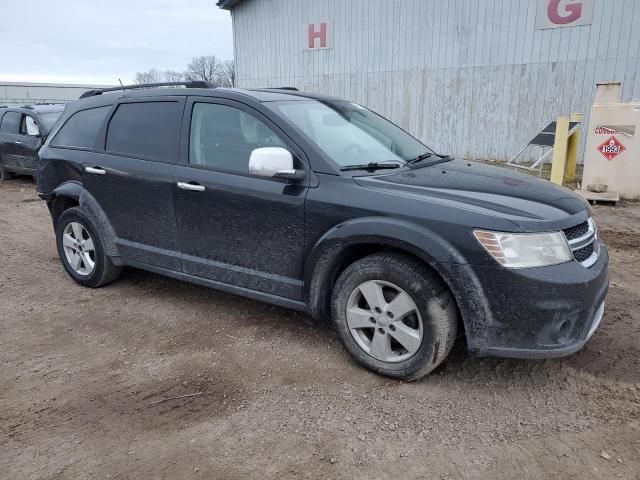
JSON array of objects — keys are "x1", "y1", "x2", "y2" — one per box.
[{"x1": 558, "y1": 319, "x2": 571, "y2": 343}]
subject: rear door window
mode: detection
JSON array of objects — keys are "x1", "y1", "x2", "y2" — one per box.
[
  {"x1": 52, "y1": 106, "x2": 110, "y2": 149},
  {"x1": 106, "y1": 101, "x2": 181, "y2": 163},
  {"x1": 0, "y1": 112, "x2": 21, "y2": 134}
]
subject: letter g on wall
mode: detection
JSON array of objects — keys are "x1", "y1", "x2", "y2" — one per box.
[{"x1": 547, "y1": 0, "x2": 583, "y2": 25}]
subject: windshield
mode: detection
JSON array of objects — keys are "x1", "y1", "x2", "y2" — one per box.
[
  {"x1": 38, "y1": 111, "x2": 63, "y2": 131},
  {"x1": 267, "y1": 99, "x2": 432, "y2": 167}
]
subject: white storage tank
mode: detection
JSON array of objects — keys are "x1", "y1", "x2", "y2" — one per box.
[{"x1": 581, "y1": 83, "x2": 640, "y2": 201}]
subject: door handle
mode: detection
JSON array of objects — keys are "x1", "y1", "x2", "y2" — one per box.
[
  {"x1": 177, "y1": 181, "x2": 205, "y2": 192},
  {"x1": 85, "y1": 166, "x2": 106, "y2": 175},
  {"x1": 14, "y1": 140, "x2": 22, "y2": 144}
]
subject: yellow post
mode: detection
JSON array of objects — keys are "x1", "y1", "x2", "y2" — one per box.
[
  {"x1": 550, "y1": 116, "x2": 570, "y2": 186},
  {"x1": 565, "y1": 113, "x2": 583, "y2": 184}
]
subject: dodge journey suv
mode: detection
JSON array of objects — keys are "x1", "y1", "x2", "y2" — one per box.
[{"x1": 36, "y1": 82, "x2": 609, "y2": 380}]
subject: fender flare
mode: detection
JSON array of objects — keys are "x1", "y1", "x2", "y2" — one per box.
[
  {"x1": 51, "y1": 180, "x2": 83, "y2": 202},
  {"x1": 304, "y1": 216, "x2": 467, "y2": 319},
  {"x1": 51, "y1": 181, "x2": 119, "y2": 258}
]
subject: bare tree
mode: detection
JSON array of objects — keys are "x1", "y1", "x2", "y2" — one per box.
[
  {"x1": 134, "y1": 69, "x2": 163, "y2": 84},
  {"x1": 185, "y1": 55, "x2": 219, "y2": 84},
  {"x1": 135, "y1": 56, "x2": 234, "y2": 87},
  {"x1": 216, "y1": 60, "x2": 235, "y2": 88},
  {"x1": 163, "y1": 70, "x2": 185, "y2": 82},
  {"x1": 134, "y1": 69, "x2": 184, "y2": 84}
]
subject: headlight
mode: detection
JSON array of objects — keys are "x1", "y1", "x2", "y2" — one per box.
[{"x1": 473, "y1": 230, "x2": 572, "y2": 268}]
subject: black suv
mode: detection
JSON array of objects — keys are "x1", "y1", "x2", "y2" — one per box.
[
  {"x1": 0, "y1": 104, "x2": 64, "y2": 180},
  {"x1": 36, "y1": 82, "x2": 609, "y2": 380}
]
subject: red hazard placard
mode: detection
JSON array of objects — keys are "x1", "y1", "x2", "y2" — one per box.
[{"x1": 597, "y1": 136, "x2": 625, "y2": 161}]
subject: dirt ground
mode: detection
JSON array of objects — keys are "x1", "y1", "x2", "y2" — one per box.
[{"x1": 1, "y1": 177, "x2": 639, "y2": 480}]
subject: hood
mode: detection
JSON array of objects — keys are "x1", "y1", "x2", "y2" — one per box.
[{"x1": 354, "y1": 159, "x2": 589, "y2": 229}]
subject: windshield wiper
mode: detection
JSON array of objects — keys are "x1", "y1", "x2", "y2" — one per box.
[
  {"x1": 406, "y1": 152, "x2": 452, "y2": 166},
  {"x1": 340, "y1": 162, "x2": 404, "y2": 172}
]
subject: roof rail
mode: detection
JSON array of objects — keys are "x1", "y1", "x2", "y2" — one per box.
[
  {"x1": 262, "y1": 87, "x2": 299, "y2": 91},
  {"x1": 79, "y1": 81, "x2": 214, "y2": 99}
]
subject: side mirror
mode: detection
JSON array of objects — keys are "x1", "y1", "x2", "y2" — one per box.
[{"x1": 248, "y1": 147, "x2": 305, "y2": 181}]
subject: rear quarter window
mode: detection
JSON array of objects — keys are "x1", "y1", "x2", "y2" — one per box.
[
  {"x1": 105, "y1": 101, "x2": 181, "y2": 163},
  {"x1": 51, "y1": 106, "x2": 111, "y2": 149}
]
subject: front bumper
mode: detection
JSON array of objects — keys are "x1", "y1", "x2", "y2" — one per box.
[
  {"x1": 446, "y1": 241, "x2": 609, "y2": 359},
  {"x1": 476, "y1": 301, "x2": 605, "y2": 359}
]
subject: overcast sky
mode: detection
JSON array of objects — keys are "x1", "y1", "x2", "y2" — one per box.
[{"x1": 0, "y1": 0, "x2": 233, "y2": 85}]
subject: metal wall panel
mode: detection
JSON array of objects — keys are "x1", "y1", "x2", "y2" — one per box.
[{"x1": 231, "y1": 0, "x2": 640, "y2": 162}]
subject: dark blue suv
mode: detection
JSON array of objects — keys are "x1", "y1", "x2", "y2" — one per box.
[{"x1": 36, "y1": 82, "x2": 609, "y2": 380}]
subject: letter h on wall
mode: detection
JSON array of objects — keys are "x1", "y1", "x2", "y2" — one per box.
[{"x1": 308, "y1": 23, "x2": 327, "y2": 49}]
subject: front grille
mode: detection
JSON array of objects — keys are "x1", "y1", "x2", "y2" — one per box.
[
  {"x1": 573, "y1": 243, "x2": 594, "y2": 263},
  {"x1": 562, "y1": 218, "x2": 598, "y2": 267},
  {"x1": 563, "y1": 221, "x2": 589, "y2": 241}
]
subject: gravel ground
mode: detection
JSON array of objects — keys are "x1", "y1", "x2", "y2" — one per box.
[{"x1": 1, "y1": 177, "x2": 639, "y2": 479}]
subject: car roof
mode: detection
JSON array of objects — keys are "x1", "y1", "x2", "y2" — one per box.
[
  {"x1": 0, "y1": 103, "x2": 65, "y2": 114},
  {"x1": 58, "y1": 85, "x2": 348, "y2": 127}
]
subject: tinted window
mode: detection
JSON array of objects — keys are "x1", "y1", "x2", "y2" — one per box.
[
  {"x1": 0, "y1": 112, "x2": 21, "y2": 134},
  {"x1": 106, "y1": 102, "x2": 180, "y2": 163},
  {"x1": 189, "y1": 103, "x2": 287, "y2": 174},
  {"x1": 38, "y1": 111, "x2": 63, "y2": 131},
  {"x1": 52, "y1": 106, "x2": 110, "y2": 149}
]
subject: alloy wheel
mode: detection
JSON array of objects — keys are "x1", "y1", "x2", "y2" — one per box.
[
  {"x1": 346, "y1": 280, "x2": 423, "y2": 362},
  {"x1": 62, "y1": 222, "x2": 96, "y2": 276}
]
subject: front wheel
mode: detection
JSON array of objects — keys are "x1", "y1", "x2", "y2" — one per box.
[
  {"x1": 55, "y1": 207, "x2": 121, "y2": 288},
  {"x1": 331, "y1": 253, "x2": 458, "y2": 380}
]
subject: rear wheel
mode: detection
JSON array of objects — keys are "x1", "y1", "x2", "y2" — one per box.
[
  {"x1": 0, "y1": 166, "x2": 14, "y2": 181},
  {"x1": 55, "y1": 207, "x2": 121, "y2": 287},
  {"x1": 331, "y1": 253, "x2": 458, "y2": 380}
]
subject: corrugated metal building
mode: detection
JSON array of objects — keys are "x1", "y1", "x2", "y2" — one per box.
[
  {"x1": 219, "y1": 0, "x2": 640, "y2": 162},
  {"x1": 0, "y1": 82, "x2": 111, "y2": 106}
]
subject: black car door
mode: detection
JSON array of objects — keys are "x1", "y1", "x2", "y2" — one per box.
[
  {"x1": 15, "y1": 114, "x2": 43, "y2": 171},
  {"x1": 174, "y1": 97, "x2": 308, "y2": 300},
  {"x1": 0, "y1": 111, "x2": 21, "y2": 170},
  {"x1": 79, "y1": 99, "x2": 185, "y2": 270}
]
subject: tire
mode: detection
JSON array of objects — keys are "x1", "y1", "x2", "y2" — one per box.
[
  {"x1": 55, "y1": 207, "x2": 121, "y2": 288},
  {"x1": 331, "y1": 253, "x2": 458, "y2": 381},
  {"x1": 0, "y1": 166, "x2": 14, "y2": 181}
]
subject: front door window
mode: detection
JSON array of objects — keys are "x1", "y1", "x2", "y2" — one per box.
[{"x1": 189, "y1": 102, "x2": 287, "y2": 174}]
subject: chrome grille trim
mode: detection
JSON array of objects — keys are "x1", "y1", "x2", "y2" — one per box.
[
  {"x1": 566, "y1": 218, "x2": 595, "y2": 248},
  {"x1": 563, "y1": 220, "x2": 590, "y2": 241},
  {"x1": 563, "y1": 218, "x2": 599, "y2": 268}
]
